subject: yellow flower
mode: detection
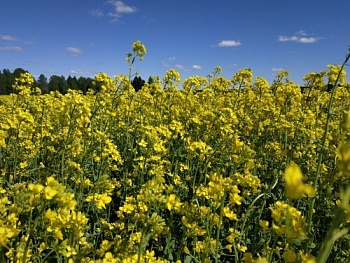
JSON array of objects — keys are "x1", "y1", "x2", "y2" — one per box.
[
  {"x1": 270, "y1": 201, "x2": 307, "y2": 239},
  {"x1": 166, "y1": 194, "x2": 182, "y2": 211},
  {"x1": 243, "y1": 253, "x2": 254, "y2": 263},
  {"x1": 86, "y1": 193, "x2": 112, "y2": 209},
  {"x1": 97, "y1": 193, "x2": 112, "y2": 209},
  {"x1": 19, "y1": 161, "x2": 28, "y2": 169},
  {"x1": 282, "y1": 249, "x2": 297, "y2": 262},
  {"x1": 284, "y1": 163, "x2": 314, "y2": 199},
  {"x1": 53, "y1": 228, "x2": 63, "y2": 240},
  {"x1": 222, "y1": 207, "x2": 238, "y2": 220},
  {"x1": 225, "y1": 244, "x2": 232, "y2": 253},
  {"x1": 256, "y1": 258, "x2": 268, "y2": 263},
  {"x1": 83, "y1": 179, "x2": 94, "y2": 187},
  {"x1": 44, "y1": 209, "x2": 57, "y2": 220},
  {"x1": 138, "y1": 139, "x2": 148, "y2": 147},
  {"x1": 130, "y1": 231, "x2": 142, "y2": 244},
  {"x1": 28, "y1": 183, "x2": 44, "y2": 195},
  {"x1": 97, "y1": 240, "x2": 113, "y2": 257},
  {"x1": 38, "y1": 242, "x2": 48, "y2": 253},
  {"x1": 259, "y1": 220, "x2": 269, "y2": 232},
  {"x1": 183, "y1": 246, "x2": 190, "y2": 254},
  {"x1": 299, "y1": 252, "x2": 316, "y2": 263},
  {"x1": 237, "y1": 244, "x2": 248, "y2": 252},
  {"x1": 44, "y1": 186, "x2": 58, "y2": 200}
]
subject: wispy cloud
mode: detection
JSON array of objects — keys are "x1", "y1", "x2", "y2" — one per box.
[
  {"x1": 90, "y1": 1, "x2": 138, "y2": 21},
  {"x1": 278, "y1": 30, "x2": 322, "y2": 44},
  {"x1": 161, "y1": 57, "x2": 176, "y2": 67},
  {"x1": 217, "y1": 40, "x2": 241, "y2": 47},
  {"x1": 296, "y1": 30, "x2": 307, "y2": 36},
  {"x1": 66, "y1": 47, "x2": 82, "y2": 56},
  {"x1": 298, "y1": 37, "x2": 319, "y2": 44},
  {"x1": 70, "y1": 69, "x2": 93, "y2": 75},
  {"x1": 107, "y1": 1, "x2": 138, "y2": 21},
  {"x1": 192, "y1": 65, "x2": 202, "y2": 70},
  {"x1": 0, "y1": 46, "x2": 23, "y2": 52},
  {"x1": 174, "y1": 64, "x2": 188, "y2": 71},
  {"x1": 25, "y1": 41, "x2": 36, "y2": 45},
  {"x1": 161, "y1": 57, "x2": 201, "y2": 72},
  {"x1": 109, "y1": 0, "x2": 137, "y2": 13},
  {"x1": 0, "y1": 34, "x2": 18, "y2": 41},
  {"x1": 89, "y1": 9, "x2": 104, "y2": 17},
  {"x1": 272, "y1": 68, "x2": 285, "y2": 72}
]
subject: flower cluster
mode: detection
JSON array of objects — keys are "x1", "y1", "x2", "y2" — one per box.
[{"x1": 0, "y1": 42, "x2": 349, "y2": 262}]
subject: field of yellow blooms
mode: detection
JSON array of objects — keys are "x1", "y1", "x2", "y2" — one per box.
[{"x1": 0, "y1": 42, "x2": 350, "y2": 263}]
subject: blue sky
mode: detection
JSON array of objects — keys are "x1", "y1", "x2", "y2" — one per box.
[{"x1": 0, "y1": 0, "x2": 349, "y2": 85}]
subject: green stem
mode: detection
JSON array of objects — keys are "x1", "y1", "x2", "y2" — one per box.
[
  {"x1": 307, "y1": 50, "x2": 350, "y2": 236},
  {"x1": 214, "y1": 198, "x2": 225, "y2": 263},
  {"x1": 316, "y1": 185, "x2": 350, "y2": 262}
]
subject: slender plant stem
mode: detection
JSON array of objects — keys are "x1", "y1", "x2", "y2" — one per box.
[
  {"x1": 316, "y1": 185, "x2": 350, "y2": 262},
  {"x1": 307, "y1": 49, "x2": 350, "y2": 237}
]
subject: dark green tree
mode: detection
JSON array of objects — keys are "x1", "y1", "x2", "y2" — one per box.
[
  {"x1": 0, "y1": 69, "x2": 15, "y2": 94},
  {"x1": 13, "y1": 68, "x2": 27, "y2": 78},
  {"x1": 132, "y1": 76, "x2": 145, "y2": 92},
  {"x1": 48, "y1": 75, "x2": 60, "y2": 92},
  {"x1": 59, "y1": 76, "x2": 67, "y2": 94},
  {"x1": 85, "y1": 77, "x2": 99, "y2": 93},
  {"x1": 49, "y1": 75, "x2": 67, "y2": 94},
  {"x1": 37, "y1": 74, "x2": 49, "y2": 93},
  {"x1": 67, "y1": 76, "x2": 79, "y2": 90},
  {"x1": 77, "y1": 77, "x2": 87, "y2": 93}
]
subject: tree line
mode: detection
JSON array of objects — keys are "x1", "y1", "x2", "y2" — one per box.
[{"x1": 0, "y1": 68, "x2": 149, "y2": 95}]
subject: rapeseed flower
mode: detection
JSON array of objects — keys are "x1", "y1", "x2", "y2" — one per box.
[
  {"x1": 166, "y1": 194, "x2": 182, "y2": 211},
  {"x1": 270, "y1": 201, "x2": 307, "y2": 240},
  {"x1": 85, "y1": 193, "x2": 112, "y2": 209},
  {"x1": 282, "y1": 249, "x2": 297, "y2": 262},
  {"x1": 222, "y1": 207, "x2": 238, "y2": 221},
  {"x1": 284, "y1": 162, "x2": 314, "y2": 199},
  {"x1": 44, "y1": 186, "x2": 58, "y2": 200},
  {"x1": 1, "y1": 43, "x2": 350, "y2": 261}
]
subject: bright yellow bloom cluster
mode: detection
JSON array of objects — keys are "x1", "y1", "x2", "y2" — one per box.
[
  {"x1": 284, "y1": 162, "x2": 314, "y2": 199},
  {"x1": 0, "y1": 42, "x2": 349, "y2": 262},
  {"x1": 270, "y1": 201, "x2": 307, "y2": 240},
  {"x1": 327, "y1": 64, "x2": 347, "y2": 85}
]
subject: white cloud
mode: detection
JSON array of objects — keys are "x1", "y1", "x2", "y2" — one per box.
[
  {"x1": 278, "y1": 36, "x2": 298, "y2": 42},
  {"x1": 0, "y1": 35, "x2": 18, "y2": 41},
  {"x1": 299, "y1": 37, "x2": 318, "y2": 44},
  {"x1": 161, "y1": 57, "x2": 176, "y2": 67},
  {"x1": 108, "y1": 12, "x2": 122, "y2": 21},
  {"x1": 107, "y1": 1, "x2": 137, "y2": 21},
  {"x1": 66, "y1": 47, "x2": 82, "y2": 56},
  {"x1": 0, "y1": 46, "x2": 22, "y2": 52},
  {"x1": 174, "y1": 64, "x2": 187, "y2": 70},
  {"x1": 272, "y1": 68, "x2": 285, "y2": 72},
  {"x1": 111, "y1": 0, "x2": 137, "y2": 13},
  {"x1": 217, "y1": 40, "x2": 241, "y2": 47},
  {"x1": 91, "y1": 1, "x2": 138, "y2": 21},
  {"x1": 278, "y1": 30, "x2": 321, "y2": 44},
  {"x1": 297, "y1": 30, "x2": 307, "y2": 36},
  {"x1": 70, "y1": 70, "x2": 92, "y2": 75},
  {"x1": 89, "y1": 9, "x2": 104, "y2": 17},
  {"x1": 161, "y1": 57, "x2": 199, "y2": 72}
]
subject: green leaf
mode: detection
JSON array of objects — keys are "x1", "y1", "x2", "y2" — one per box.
[{"x1": 184, "y1": 255, "x2": 193, "y2": 263}]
